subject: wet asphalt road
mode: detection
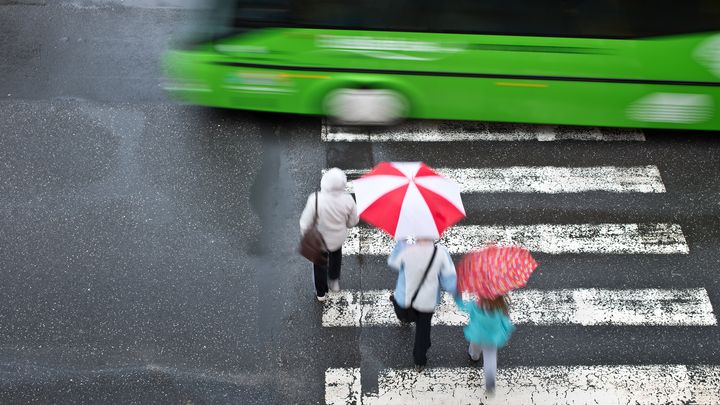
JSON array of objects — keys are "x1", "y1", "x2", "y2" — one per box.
[{"x1": 2, "y1": 1, "x2": 720, "y2": 404}]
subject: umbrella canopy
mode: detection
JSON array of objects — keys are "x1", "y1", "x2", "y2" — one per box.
[
  {"x1": 353, "y1": 162, "x2": 465, "y2": 240},
  {"x1": 457, "y1": 244, "x2": 538, "y2": 299}
]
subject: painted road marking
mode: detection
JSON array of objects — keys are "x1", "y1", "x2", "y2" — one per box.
[
  {"x1": 322, "y1": 289, "x2": 716, "y2": 327},
  {"x1": 326, "y1": 368, "x2": 362, "y2": 405},
  {"x1": 325, "y1": 365, "x2": 720, "y2": 404},
  {"x1": 332, "y1": 166, "x2": 665, "y2": 194},
  {"x1": 322, "y1": 121, "x2": 646, "y2": 142},
  {"x1": 342, "y1": 224, "x2": 689, "y2": 255}
]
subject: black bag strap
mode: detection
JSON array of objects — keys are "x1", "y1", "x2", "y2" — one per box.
[
  {"x1": 313, "y1": 191, "x2": 328, "y2": 252},
  {"x1": 409, "y1": 245, "x2": 437, "y2": 308}
]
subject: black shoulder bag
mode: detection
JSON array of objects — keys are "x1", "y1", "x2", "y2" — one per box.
[
  {"x1": 299, "y1": 191, "x2": 328, "y2": 265},
  {"x1": 389, "y1": 245, "x2": 437, "y2": 323}
]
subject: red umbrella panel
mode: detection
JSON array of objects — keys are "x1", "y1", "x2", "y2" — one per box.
[
  {"x1": 352, "y1": 162, "x2": 465, "y2": 240},
  {"x1": 457, "y1": 244, "x2": 538, "y2": 299}
]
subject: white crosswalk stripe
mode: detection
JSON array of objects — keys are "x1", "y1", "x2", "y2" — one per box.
[
  {"x1": 325, "y1": 365, "x2": 720, "y2": 404},
  {"x1": 333, "y1": 166, "x2": 666, "y2": 194},
  {"x1": 343, "y1": 223, "x2": 689, "y2": 255},
  {"x1": 322, "y1": 289, "x2": 717, "y2": 327},
  {"x1": 322, "y1": 121, "x2": 646, "y2": 142}
]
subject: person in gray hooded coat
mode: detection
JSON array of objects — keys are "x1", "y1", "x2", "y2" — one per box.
[{"x1": 300, "y1": 168, "x2": 359, "y2": 301}]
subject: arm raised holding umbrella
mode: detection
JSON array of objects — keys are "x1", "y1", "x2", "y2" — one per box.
[
  {"x1": 354, "y1": 161, "x2": 466, "y2": 370},
  {"x1": 387, "y1": 237, "x2": 457, "y2": 370},
  {"x1": 454, "y1": 244, "x2": 537, "y2": 395}
]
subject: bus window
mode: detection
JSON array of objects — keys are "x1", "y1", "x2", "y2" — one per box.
[
  {"x1": 200, "y1": 0, "x2": 720, "y2": 40},
  {"x1": 429, "y1": 0, "x2": 575, "y2": 37},
  {"x1": 628, "y1": 1, "x2": 720, "y2": 37},
  {"x1": 428, "y1": 0, "x2": 645, "y2": 39},
  {"x1": 232, "y1": 0, "x2": 291, "y2": 31},
  {"x1": 291, "y1": 0, "x2": 430, "y2": 32},
  {"x1": 569, "y1": 1, "x2": 634, "y2": 38}
]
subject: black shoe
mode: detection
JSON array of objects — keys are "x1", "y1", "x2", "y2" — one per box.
[{"x1": 414, "y1": 364, "x2": 425, "y2": 372}]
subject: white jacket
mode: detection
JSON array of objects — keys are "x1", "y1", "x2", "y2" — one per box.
[{"x1": 299, "y1": 168, "x2": 359, "y2": 252}]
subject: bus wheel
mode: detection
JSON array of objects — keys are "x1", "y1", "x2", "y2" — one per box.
[{"x1": 323, "y1": 88, "x2": 408, "y2": 125}]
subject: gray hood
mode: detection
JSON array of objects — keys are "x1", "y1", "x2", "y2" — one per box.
[{"x1": 321, "y1": 168, "x2": 347, "y2": 193}]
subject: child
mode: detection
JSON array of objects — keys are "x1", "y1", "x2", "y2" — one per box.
[{"x1": 454, "y1": 294, "x2": 515, "y2": 394}]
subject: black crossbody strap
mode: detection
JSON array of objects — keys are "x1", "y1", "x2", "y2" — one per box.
[
  {"x1": 409, "y1": 245, "x2": 437, "y2": 308},
  {"x1": 313, "y1": 191, "x2": 328, "y2": 251}
]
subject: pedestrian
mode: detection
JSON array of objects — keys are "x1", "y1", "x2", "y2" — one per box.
[
  {"x1": 388, "y1": 238, "x2": 457, "y2": 371},
  {"x1": 299, "y1": 168, "x2": 359, "y2": 302},
  {"x1": 454, "y1": 294, "x2": 515, "y2": 395}
]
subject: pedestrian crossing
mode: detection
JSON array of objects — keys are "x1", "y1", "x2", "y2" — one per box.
[
  {"x1": 321, "y1": 120, "x2": 647, "y2": 142},
  {"x1": 326, "y1": 365, "x2": 720, "y2": 404},
  {"x1": 322, "y1": 289, "x2": 717, "y2": 327},
  {"x1": 344, "y1": 224, "x2": 689, "y2": 255},
  {"x1": 337, "y1": 166, "x2": 666, "y2": 194},
  {"x1": 318, "y1": 120, "x2": 716, "y2": 404}
]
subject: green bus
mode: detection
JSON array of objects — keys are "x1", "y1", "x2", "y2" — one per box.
[{"x1": 163, "y1": 1, "x2": 720, "y2": 129}]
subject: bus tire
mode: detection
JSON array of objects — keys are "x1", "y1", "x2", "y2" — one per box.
[{"x1": 323, "y1": 88, "x2": 408, "y2": 126}]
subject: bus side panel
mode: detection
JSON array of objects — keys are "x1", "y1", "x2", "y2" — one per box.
[{"x1": 403, "y1": 75, "x2": 720, "y2": 130}]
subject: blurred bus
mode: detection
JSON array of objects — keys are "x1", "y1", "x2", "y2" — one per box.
[{"x1": 163, "y1": 0, "x2": 720, "y2": 129}]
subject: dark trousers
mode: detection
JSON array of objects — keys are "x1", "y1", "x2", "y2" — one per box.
[
  {"x1": 313, "y1": 248, "x2": 342, "y2": 297},
  {"x1": 413, "y1": 311, "x2": 434, "y2": 366}
]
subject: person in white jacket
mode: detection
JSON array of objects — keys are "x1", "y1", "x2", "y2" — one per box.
[
  {"x1": 388, "y1": 238, "x2": 457, "y2": 369},
  {"x1": 300, "y1": 168, "x2": 359, "y2": 301}
]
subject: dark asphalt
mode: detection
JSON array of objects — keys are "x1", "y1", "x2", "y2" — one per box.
[{"x1": 2, "y1": 2, "x2": 720, "y2": 404}]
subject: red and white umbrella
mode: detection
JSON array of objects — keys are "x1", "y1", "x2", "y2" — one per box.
[{"x1": 353, "y1": 162, "x2": 465, "y2": 240}]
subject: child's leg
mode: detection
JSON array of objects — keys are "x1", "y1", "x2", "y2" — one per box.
[
  {"x1": 481, "y1": 345, "x2": 497, "y2": 392},
  {"x1": 468, "y1": 342, "x2": 481, "y2": 361}
]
